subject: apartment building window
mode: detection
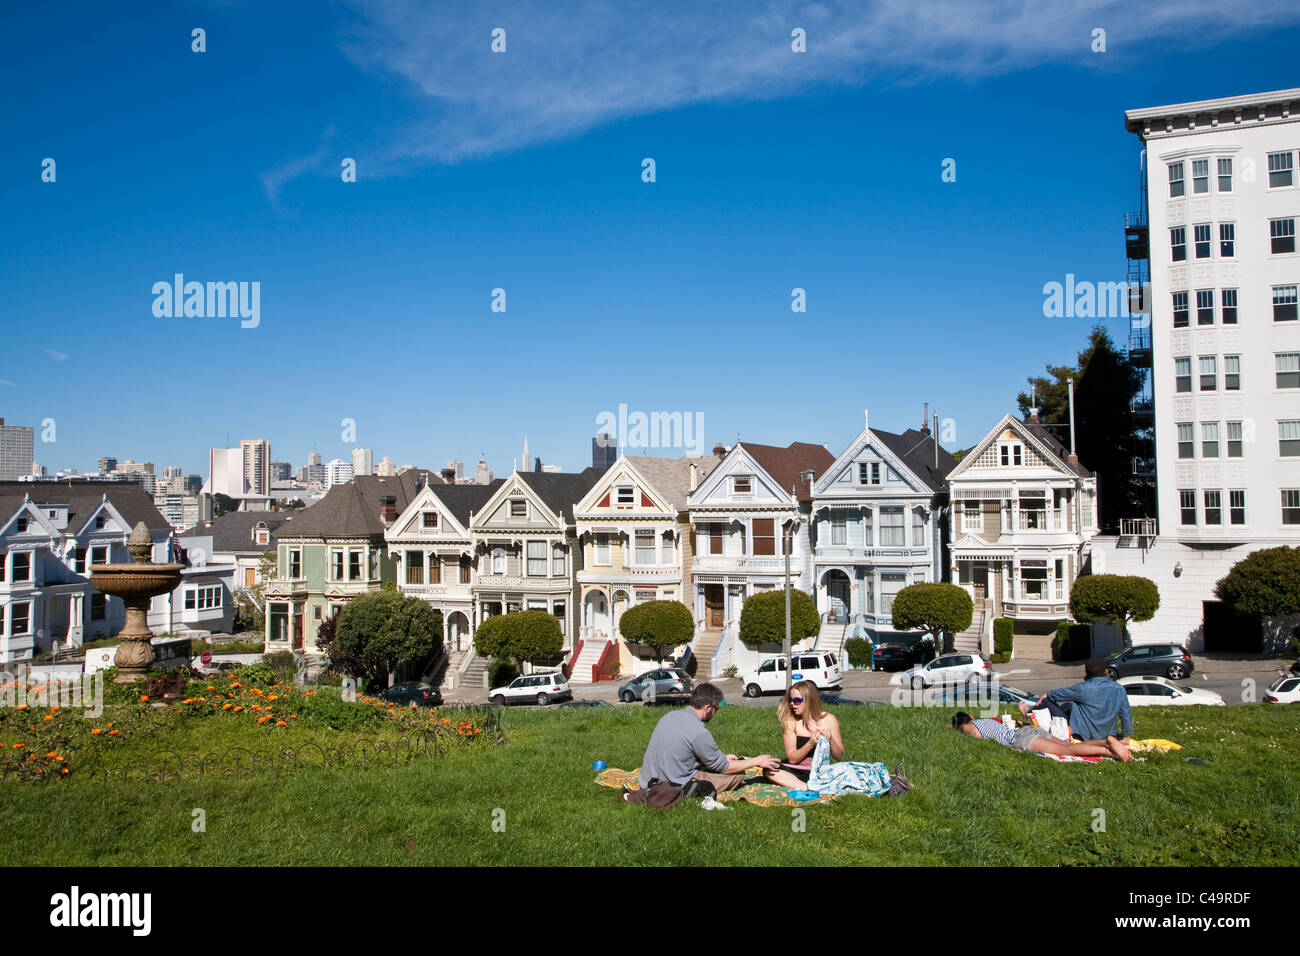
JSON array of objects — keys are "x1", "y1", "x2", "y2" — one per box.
[
  {"x1": 1280, "y1": 420, "x2": 1300, "y2": 457},
  {"x1": 912, "y1": 508, "x2": 925, "y2": 547},
  {"x1": 73, "y1": 548, "x2": 86, "y2": 573},
  {"x1": 91, "y1": 545, "x2": 108, "y2": 566},
  {"x1": 616, "y1": 485, "x2": 635, "y2": 505},
  {"x1": 428, "y1": 554, "x2": 441, "y2": 584},
  {"x1": 1177, "y1": 423, "x2": 1194, "y2": 459},
  {"x1": 1192, "y1": 159, "x2": 1209, "y2": 194},
  {"x1": 1193, "y1": 224, "x2": 1211, "y2": 259},
  {"x1": 1227, "y1": 421, "x2": 1244, "y2": 458},
  {"x1": 491, "y1": 547, "x2": 506, "y2": 574},
  {"x1": 594, "y1": 534, "x2": 611, "y2": 565},
  {"x1": 288, "y1": 548, "x2": 301, "y2": 578},
  {"x1": 1275, "y1": 353, "x2": 1300, "y2": 390},
  {"x1": 999, "y1": 443, "x2": 1023, "y2": 466},
  {"x1": 1268, "y1": 151, "x2": 1294, "y2": 188},
  {"x1": 1202, "y1": 423, "x2": 1220, "y2": 458},
  {"x1": 527, "y1": 540, "x2": 548, "y2": 576},
  {"x1": 405, "y1": 551, "x2": 423, "y2": 585},
  {"x1": 1224, "y1": 355, "x2": 1240, "y2": 390},
  {"x1": 1180, "y1": 489, "x2": 1197, "y2": 525},
  {"x1": 185, "y1": 585, "x2": 222, "y2": 611},
  {"x1": 1229, "y1": 490, "x2": 1246, "y2": 525},
  {"x1": 1196, "y1": 289, "x2": 1214, "y2": 324},
  {"x1": 1168, "y1": 161, "x2": 1185, "y2": 197},
  {"x1": 1170, "y1": 227, "x2": 1187, "y2": 262},
  {"x1": 11, "y1": 602, "x2": 30, "y2": 635},
  {"x1": 1219, "y1": 223, "x2": 1235, "y2": 258},
  {"x1": 1199, "y1": 355, "x2": 1217, "y2": 390},
  {"x1": 831, "y1": 515, "x2": 847, "y2": 545},
  {"x1": 459, "y1": 556, "x2": 472, "y2": 583},
  {"x1": 752, "y1": 518, "x2": 776, "y2": 556},
  {"x1": 509, "y1": 499, "x2": 527, "y2": 518},
  {"x1": 553, "y1": 544, "x2": 566, "y2": 575},
  {"x1": 961, "y1": 501, "x2": 981, "y2": 532},
  {"x1": 90, "y1": 594, "x2": 106, "y2": 621},
  {"x1": 1283, "y1": 490, "x2": 1300, "y2": 525},
  {"x1": 732, "y1": 476, "x2": 752, "y2": 495},
  {"x1": 1173, "y1": 356, "x2": 1192, "y2": 392},
  {"x1": 11, "y1": 552, "x2": 31, "y2": 582},
  {"x1": 348, "y1": 551, "x2": 363, "y2": 580},
  {"x1": 1204, "y1": 490, "x2": 1222, "y2": 525},
  {"x1": 422, "y1": 511, "x2": 438, "y2": 529},
  {"x1": 1271, "y1": 218, "x2": 1296, "y2": 254},
  {"x1": 330, "y1": 550, "x2": 343, "y2": 581},
  {"x1": 1218, "y1": 157, "x2": 1233, "y2": 192},
  {"x1": 1221, "y1": 288, "x2": 1238, "y2": 324},
  {"x1": 1275, "y1": 286, "x2": 1298, "y2": 321},
  {"x1": 879, "y1": 508, "x2": 905, "y2": 547},
  {"x1": 1173, "y1": 291, "x2": 1189, "y2": 328}
]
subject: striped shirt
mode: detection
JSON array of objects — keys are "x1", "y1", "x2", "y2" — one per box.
[{"x1": 972, "y1": 718, "x2": 1015, "y2": 747}]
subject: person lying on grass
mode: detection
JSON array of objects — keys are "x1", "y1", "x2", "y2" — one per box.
[
  {"x1": 949, "y1": 712, "x2": 1132, "y2": 761},
  {"x1": 774, "y1": 680, "x2": 844, "y2": 785}
]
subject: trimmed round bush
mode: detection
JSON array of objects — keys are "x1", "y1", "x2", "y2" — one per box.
[
  {"x1": 619, "y1": 600, "x2": 694, "y2": 659},
  {"x1": 738, "y1": 589, "x2": 819, "y2": 649}
]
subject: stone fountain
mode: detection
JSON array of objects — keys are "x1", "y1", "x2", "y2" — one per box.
[{"x1": 90, "y1": 521, "x2": 184, "y2": 683}]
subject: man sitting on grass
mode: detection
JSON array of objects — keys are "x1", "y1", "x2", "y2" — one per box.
[
  {"x1": 1018, "y1": 657, "x2": 1133, "y2": 747},
  {"x1": 949, "y1": 712, "x2": 1132, "y2": 761},
  {"x1": 627, "y1": 683, "x2": 786, "y2": 803}
]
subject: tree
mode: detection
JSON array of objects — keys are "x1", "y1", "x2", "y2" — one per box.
[
  {"x1": 737, "y1": 589, "x2": 819, "y2": 649},
  {"x1": 1214, "y1": 547, "x2": 1300, "y2": 618},
  {"x1": 1016, "y1": 327, "x2": 1152, "y2": 528},
  {"x1": 328, "y1": 591, "x2": 442, "y2": 688},
  {"x1": 474, "y1": 611, "x2": 563, "y2": 669},
  {"x1": 213, "y1": 493, "x2": 236, "y2": 518},
  {"x1": 891, "y1": 583, "x2": 973, "y2": 654},
  {"x1": 1069, "y1": 574, "x2": 1159, "y2": 642},
  {"x1": 619, "y1": 600, "x2": 694, "y2": 661}
]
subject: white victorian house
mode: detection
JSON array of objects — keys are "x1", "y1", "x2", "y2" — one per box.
[
  {"x1": 811, "y1": 412, "x2": 956, "y2": 658},
  {"x1": 946, "y1": 413, "x2": 1099, "y2": 641},
  {"x1": 572, "y1": 454, "x2": 721, "y2": 682},
  {"x1": 685, "y1": 441, "x2": 834, "y2": 677}
]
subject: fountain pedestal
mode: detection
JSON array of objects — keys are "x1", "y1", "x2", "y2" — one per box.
[{"x1": 90, "y1": 522, "x2": 184, "y2": 683}]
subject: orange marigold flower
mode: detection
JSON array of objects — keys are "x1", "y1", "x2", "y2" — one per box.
[
  {"x1": 43, "y1": 715, "x2": 54, "y2": 721},
  {"x1": 276, "y1": 720, "x2": 287, "y2": 726},
  {"x1": 440, "y1": 717, "x2": 450, "y2": 723},
  {"x1": 13, "y1": 743, "x2": 25, "y2": 749},
  {"x1": 109, "y1": 729, "x2": 120, "y2": 735},
  {"x1": 140, "y1": 695, "x2": 149, "y2": 702},
  {"x1": 61, "y1": 767, "x2": 69, "y2": 774},
  {"x1": 289, "y1": 714, "x2": 297, "y2": 719},
  {"x1": 46, "y1": 752, "x2": 59, "y2": 758},
  {"x1": 50, "y1": 706, "x2": 60, "y2": 712},
  {"x1": 207, "y1": 685, "x2": 215, "y2": 690},
  {"x1": 268, "y1": 694, "x2": 278, "y2": 701},
  {"x1": 91, "y1": 729, "x2": 102, "y2": 735},
  {"x1": 233, "y1": 706, "x2": 243, "y2": 712},
  {"x1": 222, "y1": 703, "x2": 233, "y2": 710},
  {"x1": 305, "y1": 691, "x2": 314, "y2": 696},
  {"x1": 15, "y1": 704, "x2": 27, "y2": 710}
]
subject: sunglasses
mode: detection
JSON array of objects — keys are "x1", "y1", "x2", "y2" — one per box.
[{"x1": 788, "y1": 696, "x2": 804, "y2": 704}]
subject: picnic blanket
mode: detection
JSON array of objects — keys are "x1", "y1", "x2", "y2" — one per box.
[
  {"x1": 594, "y1": 767, "x2": 834, "y2": 807},
  {"x1": 1033, "y1": 737, "x2": 1183, "y2": 762}
]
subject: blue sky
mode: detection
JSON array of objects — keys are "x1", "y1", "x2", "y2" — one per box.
[{"x1": 4, "y1": 0, "x2": 1300, "y2": 479}]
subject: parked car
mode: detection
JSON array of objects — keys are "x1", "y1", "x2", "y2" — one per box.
[
  {"x1": 891, "y1": 652, "x2": 992, "y2": 689},
  {"x1": 489, "y1": 672, "x2": 573, "y2": 706},
  {"x1": 1264, "y1": 673, "x2": 1300, "y2": 704},
  {"x1": 742, "y1": 651, "x2": 841, "y2": 698},
  {"x1": 937, "y1": 682, "x2": 1037, "y2": 707},
  {"x1": 1104, "y1": 644, "x2": 1194, "y2": 680},
  {"x1": 618, "y1": 667, "x2": 693, "y2": 703},
  {"x1": 1118, "y1": 676, "x2": 1224, "y2": 706},
  {"x1": 871, "y1": 642, "x2": 913, "y2": 672},
  {"x1": 378, "y1": 681, "x2": 442, "y2": 708}
]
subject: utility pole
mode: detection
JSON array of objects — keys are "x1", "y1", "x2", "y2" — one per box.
[{"x1": 784, "y1": 522, "x2": 795, "y2": 691}]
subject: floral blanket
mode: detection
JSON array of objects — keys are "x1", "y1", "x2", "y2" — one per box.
[{"x1": 594, "y1": 767, "x2": 834, "y2": 807}]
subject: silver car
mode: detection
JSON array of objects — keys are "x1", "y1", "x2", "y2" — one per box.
[{"x1": 618, "y1": 668, "x2": 693, "y2": 703}]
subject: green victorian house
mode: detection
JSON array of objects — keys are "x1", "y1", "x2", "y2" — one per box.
[{"x1": 263, "y1": 469, "x2": 440, "y2": 656}]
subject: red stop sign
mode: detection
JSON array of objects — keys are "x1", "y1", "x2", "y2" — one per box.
[{"x1": 201, "y1": 652, "x2": 212, "y2": 665}]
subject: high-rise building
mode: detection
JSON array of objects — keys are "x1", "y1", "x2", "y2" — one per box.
[
  {"x1": 241, "y1": 439, "x2": 271, "y2": 496},
  {"x1": 473, "y1": 459, "x2": 493, "y2": 484},
  {"x1": 0, "y1": 419, "x2": 35, "y2": 480},
  {"x1": 325, "y1": 459, "x2": 354, "y2": 488},
  {"x1": 351, "y1": 447, "x2": 374, "y2": 477},
  {"x1": 445, "y1": 459, "x2": 464, "y2": 481},
  {"x1": 376, "y1": 456, "x2": 397, "y2": 476},
  {"x1": 1094, "y1": 88, "x2": 1300, "y2": 650},
  {"x1": 593, "y1": 432, "x2": 617, "y2": 471},
  {"x1": 308, "y1": 450, "x2": 322, "y2": 468},
  {"x1": 162, "y1": 465, "x2": 183, "y2": 480},
  {"x1": 270, "y1": 460, "x2": 292, "y2": 481},
  {"x1": 97, "y1": 456, "x2": 118, "y2": 474}
]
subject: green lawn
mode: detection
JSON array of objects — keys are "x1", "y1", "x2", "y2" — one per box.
[{"x1": 2, "y1": 694, "x2": 1297, "y2": 866}]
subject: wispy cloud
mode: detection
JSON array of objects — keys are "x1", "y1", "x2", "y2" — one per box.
[
  {"x1": 43, "y1": 348, "x2": 67, "y2": 362},
  {"x1": 0, "y1": 380, "x2": 16, "y2": 387},
  {"x1": 328, "y1": 0, "x2": 1300, "y2": 174},
  {"x1": 260, "y1": 126, "x2": 337, "y2": 215}
]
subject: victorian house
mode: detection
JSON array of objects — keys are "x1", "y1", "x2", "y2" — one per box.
[
  {"x1": 468, "y1": 468, "x2": 601, "y2": 665},
  {"x1": 263, "y1": 470, "x2": 438, "y2": 656},
  {"x1": 946, "y1": 413, "x2": 1098, "y2": 642},
  {"x1": 685, "y1": 441, "x2": 834, "y2": 677},
  {"x1": 810, "y1": 412, "x2": 956, "y2": 657},
  {"x1": 571, "y1": 453, "x2": 722, "y2": 682}
]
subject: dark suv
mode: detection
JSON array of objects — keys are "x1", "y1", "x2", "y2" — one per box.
[{"x1": 1104, "y1": 644, "x2": 1194, "y2": 680}]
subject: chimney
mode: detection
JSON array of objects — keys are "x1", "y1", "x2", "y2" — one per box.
[
  {"x1": 1028, "y1": 407, "x2": 1040, "y2": 424},
  {"x1": 689, "y1": 462, "x2": 699, "y2": 491},
  {"x1": 1067, "y1": 378, "x2": 1079, "y2": 465},
  {"x1": 379, "y1": 495, "x2": 398, "y2": 523},
  {"x1": 863, "y1": 408, "x2": 869, "y2": 431},
  {"x1": 712, "y1": 443, "x2": 727, "y2": 457},
  {"x1": 921, "y1": 403, "x2": 930, "y2": 435}
]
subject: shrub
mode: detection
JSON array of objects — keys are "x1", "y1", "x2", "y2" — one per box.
[
  {"x1": 1052, "y1": 621, "x2": 1092, "y2": 662},
  {"x1": 236, "y1": 661, "x2": 277, "y2": 686},
  {"x1": 487, "y1": 659, "x2": 518, "y2": 689},
  {"x1": 331, "y1": 591, "x2": 443, "y2": 687},
  {"x1": 1214, "y1": 546, "x2": 1300, "y2": 619},
  {"x1": 1069, "y1": 574, "x2": 1159, "y2": 637},
  {"x1": 891, "y1": 583, "x2": 973, "y2": 654},
  {"x1": 264, "y1": 650, "x2": 296, "y2": 683},
  {"x1": 619, "y1": 601, "x2": 694, "y2": 660},
  {"x1": 990, "y1": 652, "x2": 1012, "y2": 663},
  {"x1": 993, "y1": 618, "x2": 1014, "y2": 656},
  {"x1": 737, "y1": 590, "x2": 819, "y2": 649},
  {"x1": 721, "y1": 666, "x2": 739, "y2": 679},
  {"x1": 475, "y1": 611, "x2": 563, "y2": 668},
  {"x1": 844, "y1": 637, "x2": 873, "y2": 669}
]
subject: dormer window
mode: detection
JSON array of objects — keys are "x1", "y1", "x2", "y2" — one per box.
[
  {"x1": 509, "y1": 500, "x2": 527, "y2": 519},
  {"x1": 616, "y1": 485, "x2": 635, "y2": 506},
  {"x1": 95, "y1": 514, "x2": 107, "y2": 529},
  {"x1": 256, "y1": 529, "x2": 270, "y2": 546},
  {"x1": 15, "y1": 517, "x2": 28, "y2": 533},
  {"x1": 732, "y1": 476, "x2": 753, "y2": 495},
  {"x1": 422, "y1": 511, "x2": 439, "y2": 529},
  {"x1": 999, "y1": 443, "x2": 1023, "y2": 466}
]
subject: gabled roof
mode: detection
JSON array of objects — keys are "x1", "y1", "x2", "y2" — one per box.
[
  {"x1": 0, "y1": 479, "x2": 169, "y2": 533},
  {"x1": 430, "y1": 480, "x2": 505, "y2": 528},
  {"x1": 274, "y1": 470, "x2": 440, "y2": 538},
  {"x1": 947, "y1": 415, "x2": 1093, "y2": 482},
  {"x1": 514, "y1": 468, "x2": 603, "y2": 520},
  {"x1": 581, "y1": 455, "x2": 723, "y2": 515},
  {"x1": 873, "y1": 428, "x2": 959, "y2": 492},
  {"x1": 1021, "y1": 421, "x2": 1092, "y2": 478},
  {"x1": 180, "y1": 509, "x2": 294, "y2": 553},
  {"x1": 740, "y1": 442, "x2": 835, "y2": 503}
]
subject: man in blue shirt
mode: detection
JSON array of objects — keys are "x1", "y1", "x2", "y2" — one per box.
[{"x1": 1021, "y1": 658, "x2": 1133, "y2": 754}]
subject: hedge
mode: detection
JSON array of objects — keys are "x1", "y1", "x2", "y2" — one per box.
[
  {"x1": 1053, "y1": 621, "x2": 1092, "y2": 662},
  {"x1": 993, "y1": 617, "x2": 1014, "y2": 656},
  {"x1": 844, "y1": 637, "x2": 873, "y2": 669},
  {"x1": 738, "y1": 589, "x2": 820, "y2": 649}
]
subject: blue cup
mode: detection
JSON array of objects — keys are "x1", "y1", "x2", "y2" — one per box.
[{"x1": 593, "y1": 760, "x2": 607, "y2": 771}]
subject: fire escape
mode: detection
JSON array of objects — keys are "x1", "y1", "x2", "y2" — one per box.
[{"x1": 1122, "y1": 151, "x2": 1157, "y2": 545}]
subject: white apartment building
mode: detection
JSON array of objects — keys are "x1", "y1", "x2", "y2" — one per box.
[
  {"x1": 352, "y1": 447, "x2": 374, "y2": 478},
  {"x1": 325, "y1": 459, "x2": 354, "y2": 488},
  {"x1": 1093, "y1": 88, "x2": 1300, "y2": 651}
]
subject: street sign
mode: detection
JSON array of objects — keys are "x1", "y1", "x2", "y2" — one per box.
[{"x1": 200, "y1": 652, "x2": 212, "y2": 665}]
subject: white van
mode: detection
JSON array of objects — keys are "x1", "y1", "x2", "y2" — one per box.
[{"x1": 742, "y1": 651, "x2": 841, "y2": 698}]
